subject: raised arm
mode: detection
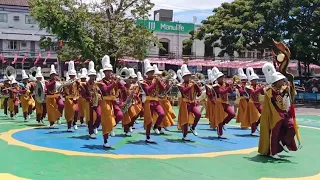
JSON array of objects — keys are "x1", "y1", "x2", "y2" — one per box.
[
  {"x1": 178, "y1": 84, "x2": 191, "y2": 94},
  {"x1": 141, "y1": 81, "x2": 156, "y2": 94}
]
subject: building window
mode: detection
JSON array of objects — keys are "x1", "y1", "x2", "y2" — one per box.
[
  {"x1": 25, "y1": 15, "x2": 36, "y2": 24},
  {"x1": 257, "y1": 52, "x2": 262, "y2": 59},
  {"x1": 182, "y1": 40, "x2": 192, "y2": 56},
  {"x1": 21, "y1": 41, "x2": 27, "y2": 48},
  {"x1": 8, "y1": 41, "x2": 19, "y2": 50},
  {"x1": 247, "y1": 52, "x2": 252, "y2": 58},
  {"x1": 239, "y1": 52, "x2": 245, "y2": 58},
  {"x1": 159, "y1": 38, "x2": 170, "y2": 56},
  {"x1": 204, "y1": 44, "x2": 214, "y2": 58},
  {"x1": 0, "y1": 13, "x2": 8, "y2": 22},
  {"x1": 265, "y1": 50, "x2": 272, "y2": 58}
]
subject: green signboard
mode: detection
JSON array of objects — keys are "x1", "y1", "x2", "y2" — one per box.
[{"x1": 136, "y1": 19, "x2": 195, "y2": 34}]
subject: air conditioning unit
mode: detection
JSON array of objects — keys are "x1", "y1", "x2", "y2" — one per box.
[{"x1": 13, "y1": 16, "x2": 20, "y2": 21}]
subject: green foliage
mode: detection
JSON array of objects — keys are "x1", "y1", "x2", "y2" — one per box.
[
  {"x1": 191, "y1": 0, "x2": 320, "y2": 64},
  {"x1": 29, "y1": 0, "x2": 158, "y2": 68}
]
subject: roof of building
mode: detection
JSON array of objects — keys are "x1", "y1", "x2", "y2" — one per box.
[{"x1": 0, "y1": 0, "x2": 29, "y2": 7}]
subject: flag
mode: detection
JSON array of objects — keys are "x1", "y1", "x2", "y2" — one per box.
[
  {"x1": 21, "y1": 53, "x2": 27, "y2": 65},
  {"x1": 1, "y1": 54, "x2": 6, "y2": 64},
  {"x1": 34, "y1": 52, "x2": 41, "y2": 65},
  {"x1": 43, "y1": 51, "x2": 51, "y2": 65},
  {"x1": 11, "y1": 54, "x2": 18, "y2": 64}
]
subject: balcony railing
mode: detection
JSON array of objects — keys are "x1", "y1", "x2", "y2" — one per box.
[{"x1": 0, "y1": 50, "x2": 58, "y2": 57}]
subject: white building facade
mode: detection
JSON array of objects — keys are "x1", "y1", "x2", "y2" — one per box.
[{"x1": 0, "y1": 1, "x2": 58, "y2": 80}]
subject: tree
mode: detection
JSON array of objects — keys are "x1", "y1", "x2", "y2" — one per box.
[
  {"x1": 187, "y1": 0, "x2": 268, "y2": 57},
  {"x1": 286, "y1": 0, "x2": 320, "y2": 76},
  {"x1": 29, "y1": 0, "x2": 158, "y2": 68},
  {"x1": 187, "y1": 0, "x2": 294, "y2": 57}
]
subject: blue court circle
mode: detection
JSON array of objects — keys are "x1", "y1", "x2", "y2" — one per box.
[{"x1": 12, "y1": 122, "x2": 260, "y2": 155}]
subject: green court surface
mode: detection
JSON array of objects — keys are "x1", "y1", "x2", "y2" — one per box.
[{"x1": 0, "y1": 107, "x2": 319, "y2": 180}]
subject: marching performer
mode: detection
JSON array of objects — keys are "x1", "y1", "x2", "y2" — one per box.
[
  {"x1": 7, "y1": 78, "x2": 20, "y2": 119},
  {"x1": 176, "y1": 69, "x2": 183, "y2": 107},
  {"x1": 141, "y1": 59, "x2": 165, "y2": 142},
  {"x1": 35, "y1": 67, "x2": 47, "y2": 123},
  {"x1": 1, "y1": 76, "x2": 11, "y2": 116},
  {"x1": 19, "y1": 70, "x2": 35, "y2": 122},
  {"x1": 80, "y1": 61, "x2": 102, "y2": 139},
  {"x1": 77, "y1": 68, "x2": 88, "y2": 126},
  {"x1": 177, "y1": 64, "x2": 202, "y2": 141},
  {"x1": 127, "y1": 68, "x2": 142, "y2": 131},
  {"x1": 119, "y1": 68, "x2": 139, "y2": 136},
  {"x1": 45, "y1": 65, "x2": 64, "y2": 127},
  {"x1": 245, "y1": 67, "x2": 264, "y2": 135},
  {"x1": 154, "y1": 66, "x2": 176, "y2": 134},
  {"x1": 205, "y1": 69, "x2": 217, "y2": 128},
  {"x1": 99, "y1": 55, "x2": 124, "y2": 147},
  {"x1": 235, "y1": 68, "x2": 250, "y2": 129},
  {"x1": 211, "y1": 67, "x2": 235, "y2": 138},
  {"x1": 62, "y1": 61, "x2": 80, "y2": 131},
  {"x1": 135, "y1": 71, "x2": 145, "y2": 125},
  {"x1": 259, "y1": 62, "x2": 298, "y2": 159}
]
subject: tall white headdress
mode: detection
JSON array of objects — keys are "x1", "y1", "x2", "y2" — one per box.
[
  {"x1": 238, "y1": 68, "x2": 247, "y2": 80},
  {"x1": 50, "y1": 64, "x2": 57, "y2": 75},
  {"x1": 246, "y1": 67, "x2": 259, "y2": 81},
  {"x1": 153, "y1": 64, "x2": 162, "y2": 75},
  {"x1": 129, "y1": 68, "x2": 137, "y2": 78},
  {"x1": 144, "y1": 59, "x2": 154, "y2": 76},
  {"x1": 21, "y1": 70, "x2": 29, "y2": 80},
  {"x1": 35, "y1": 67, "x2": 43, "y2": 78},
  {"x1": 181, "y1": 64, "x2": 191, "y2": 77},
  {"x1": 68, "y1": 61, "x2": 77, "y2": 76},
  {"x1": 207, "y1": 69, "x2": 215, "y2": 83},
  {"x1": 87, "y1": 61, "x2": 96, "y2": 76},
  {"x1": 79, "y1": 68, "x2": 88, "y2": 79},
  {"x1": 137, "y1": 71, "x2": 143, "y2": 82},
  {"x1": 211, "y1": 67, "x2": 224, "y2": 80},
  {"x1": 177, "y1": 69, "x2": 183, "y2": 83},
  {"x1": 262, "y1": 62, "x2": 285, "y2": 84},
  {"x1": 102, "y1": 55, "x2": 113, "y2": 71}
]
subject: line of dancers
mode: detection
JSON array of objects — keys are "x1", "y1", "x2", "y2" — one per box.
[{"x1": 0, "y1": 56, "x2": 301, "y2": 158}]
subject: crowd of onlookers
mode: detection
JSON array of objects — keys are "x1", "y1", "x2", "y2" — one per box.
[{"x1": 300, "y1": 78, "x2": 320, "y2": 93}]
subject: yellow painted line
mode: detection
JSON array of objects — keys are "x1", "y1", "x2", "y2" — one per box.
[
  {"x1": 0, "y1": 124, "x2": 319, "y2": 160},
  {"x1": 0, "y1": 127, "x2": 257, "y2": 159},
  {"x1": 259, "y1": 173, "x2": 320, "y2": 180},
  {"x1": 0, "y1": 173, "x2": 31, "y2": 180},
  {"x1": 0, "y1": 124, "x2": 319, "y2": 179}
]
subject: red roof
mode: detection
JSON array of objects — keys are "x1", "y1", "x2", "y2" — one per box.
[{"x1": 0, "y1": 0, "x2": 29, "y2": 7}]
